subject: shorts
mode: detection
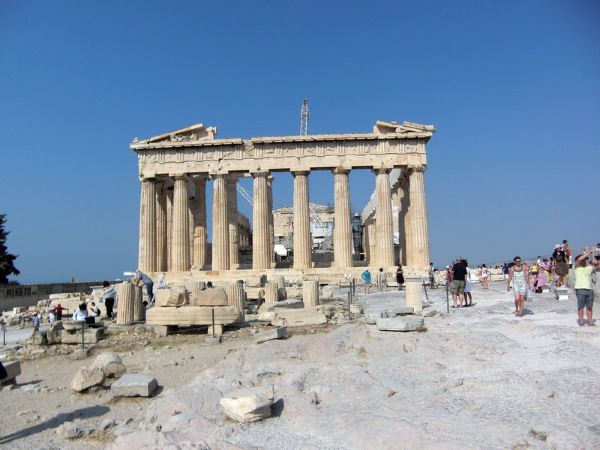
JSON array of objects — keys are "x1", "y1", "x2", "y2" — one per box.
[
  {"x1": 451, "y1": 280, "x2": 465, "y2": 295},
  {"x1": 576, "y1": 289, "x2": 594, "y2": 310}
]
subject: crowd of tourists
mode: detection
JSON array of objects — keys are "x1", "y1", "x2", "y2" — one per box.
[{"x1": 445, "y1": 240, "x2": 599, "y2": 326}]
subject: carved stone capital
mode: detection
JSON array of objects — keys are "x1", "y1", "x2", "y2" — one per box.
[
  {"x1": 332, "y1": 167, "x2": 351, "y2": 175},
  {"x1": 292, "y1": 170, "x2": 309, "y2": 177},
  {"x1": 407, "y1": 164, "x2": 426, "y2": 174},
  {"x1": 373, "y1": 167, "x2": 391, "y2": 175},
  {"x1": 170, "y1": 173, "x2": 189, "y2": 181},
  {"x1": 251, "y1": 170, "x2": 269, "y2": 178}
]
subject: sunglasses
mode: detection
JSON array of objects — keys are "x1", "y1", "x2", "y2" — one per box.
[{"x1": 515, "y1": 260, "x2": 522, "y2": 263}]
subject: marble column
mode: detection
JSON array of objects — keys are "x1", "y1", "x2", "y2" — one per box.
[
  {"x1": 267, "y1": 176, "x2": 275, "y2": 265},
  {"x1": 375, "y1": 168, "x2": 394, "y2": 267},
  {"x1": 156, "y1": 181, "x2": 168, "y2": 272},
  {"x1": 193, "y1": 177, "x2": 208, "y2": 269},
  {"x1": 171, "y1": 175, "x2": 191, "y2": 271},
  {"x1": 212, "y1": 174, "x2": 230, "y2": 270},
  {"x1": 166, "y1": 186, "x2": 174, "y2": 271},
  {"x1": 138, "y1": 177, "x2": 157, "y2": 273},
  {"x1": 405, "y1": 166, "x2": 430, "y2": 272},
  {"x1": 188, "y1": 180, "x2": 195, "y2": 266},
  {"x1": 293, "y1": 171, "x2": 312, "y2": 269},
  {"x1": 333, "y1": 168, "x2": 353, "y2": 269},
  {"x1": 398, "y1": 174, "x2": 410, "y2": 266},
  {"x1": 226, "y1": 177, "x2": 240, "y2": 267},
  {"x1": 116, "y1": 281, "x2": 136, "y2": 325},
  {"x1": 368, "y1": 221, "x2": 376, "y2": 266},
  {"x1": 252, "y1": 172, "x2": 270, "y2": 270}
]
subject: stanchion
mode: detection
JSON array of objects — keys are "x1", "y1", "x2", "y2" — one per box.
[
  {"x1": 211, "y1": 308, "x2": 215, "y2": 338},
  {"x1": 2, "y1": 323, "x2": 6, "y2": 346},
  {"x1": 81, "y1": 320, "x2": 85, "y2": 350},
  {"x1": 445, "y1": 283, "x2": 450, "y2": 313}
]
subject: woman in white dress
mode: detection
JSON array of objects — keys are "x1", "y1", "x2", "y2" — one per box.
[{"x1": 462, "y1": 259, "x2": 473, "y2": 306}]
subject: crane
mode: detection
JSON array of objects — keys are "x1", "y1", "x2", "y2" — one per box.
[{"x1": 300, "y1": 98, "x2": 309, "y2": 135}]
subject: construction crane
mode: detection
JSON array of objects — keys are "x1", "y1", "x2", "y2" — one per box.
[
  {"x1": 236, "y1": 184, "x2": 253, "y2": 206},
  {"x1": 300, "y1": 98, "x2": 309, "y2": 135}
]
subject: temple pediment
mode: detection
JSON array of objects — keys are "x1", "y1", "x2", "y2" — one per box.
[
  {"x1": 374, "y1": 120, "x2": 436, "y2": 135},
  {"x1": 134, "y1": 123, "x2": 217, "y2": 145}
]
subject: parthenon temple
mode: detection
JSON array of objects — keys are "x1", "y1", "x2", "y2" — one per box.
[{"x1": 131, "y1": 120, "x2": 435, "y2": 284}]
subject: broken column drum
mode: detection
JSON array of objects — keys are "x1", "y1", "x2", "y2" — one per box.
[
  {"x1": 263, "y1": 282, "x2": 279, "y2": 304},
  {"x1": 225, "y1": 280, "x2": 245, "y2": 322},
  {"x1": 117, "y1": 282, "x2": 136, "y2": 325},
  {"x1": 303, "y1": 280, "x2": 320, "y2": 308}
]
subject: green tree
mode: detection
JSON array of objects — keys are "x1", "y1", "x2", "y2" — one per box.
[{"x1": 0, "y1": 214, "x2": 20, "y2": 284}]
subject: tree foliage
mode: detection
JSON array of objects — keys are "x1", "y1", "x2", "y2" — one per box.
[{"x1": 0, "y1": 214, "x2": 20, "y2": 284}]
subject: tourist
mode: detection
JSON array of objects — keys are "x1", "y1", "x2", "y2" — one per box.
[
  {"x1": 90, "y1": 302, "x2": 101, "y2": 317},
  {"x1": 594, "y1": 243, "x2": 600, "y2": 263},
  {"x1": 552, "y1": 244, "x2": 569, "y2": 287},
  {"x1": 206, "y1": 281, "x2": 214, "y2": 288},
  {"x1": 32, "y1": 313, "x2": 41, "y2": 333},
  {"x1": 480, "y1": 264, "x2": 490, "y2": 289},
  {"x1": 529, "y1": 262, "x2": 539, "y2": 291},
  {"x1": 428, "y1": 263, "x2": 436, "y2": 288},
  {"x1": 54, "y1": 303, "x2": 63, "y2": 321},
  {"x1": 535, "y1": 260, "x2": 549, "y2": 293},
  {"x1": 396, "y1": 265, "x2": 404, "y2": 290},
  {"x1": 376, "y1": 268, "x2": 386, "y2": 292},
  {"x1": 450, "y1": 258, "x2": 467, "y2": 308},
  {"x1": 462, "y1": 259, "x2": 472, "y2": 307},
  {"x1": 101, "y1": 281, "x2": 116, "y2": 319},
  {"x1": 562, "y1": 240, "x2": 572, "y2": 268},
  {"x1": 574, "y1": 250, "x2": 598, "y2": 326},
  {"x1": 502, "y1": 262, "x2": 509, "y2": 280},
  {"x1": 361, "y1": 269, "x2": 372, "y2": 294},
  {"x1": 507, "y1": 256, "x2": 529, "y2": 317},
  {"x1": 72, "y1": 303, "x2": 88, "y2": 321},
  {"x1": 47, "y1": 311, "x2": 55, "y2": 323},
  {"x1": 136, "y1": 270, "x2": 154, "y2": 301}
]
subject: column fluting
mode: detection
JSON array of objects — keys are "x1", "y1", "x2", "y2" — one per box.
[
  {"x1": 375, "y1": 168, "x2": 394, "y2": 267},
  {"x1": 138, "y1": 177, "x2": 157, "y2": 272},
  {"x1": 166, "y1": 185, "x2": 173, "y2": 271},
  {"x1": 252, "y1": 172, "x2": 270, "y2": 270},
  {"x1": 267, "y1": 176, "x2": 275, "y2": 265},
  {"x1": 193, "y1": 177, "x2": 208, "y2": 269},
  {"x1": 293, "y1": 171, "x2": 312, "y2": 269},
  {"x1": 212, "y1": 174, "x2": 230, "y2": 270},
  {"x1": 405, "y1": 166, "x2": 430, "y2": 273},
  {"x1": 156, "y1": 181, "x2": 168, "y2": 272},
  {"x1": 227, "y1": 177, "x2": 240, "y2": 267},
  {"x1": 333, "y1": 168, "x2": 353, "y2": 269},
  {"x1": 171, "y1": 175, "x2": 191, "y2": 271}
]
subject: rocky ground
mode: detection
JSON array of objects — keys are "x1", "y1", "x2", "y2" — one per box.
[{"x1": 1, "y1": 281, "x2": 599, "y2": 449}]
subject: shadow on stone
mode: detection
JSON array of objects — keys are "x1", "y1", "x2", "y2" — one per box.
[
  {"x1": 271, "y1": 398, "x2": 285, "y2": 418},
  {"x1": 0, "y1": 405, "x2": 110, "y2": 445}
]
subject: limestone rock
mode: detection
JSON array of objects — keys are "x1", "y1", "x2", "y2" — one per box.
[
  {"x1": 111, "y1": 373, "x2": 158, "y2": 397},
  {"x1": 0, "y1": 361, "x2": 21, "y2": 383},
  {"x1": 365, "y1": 312, "x2": 382, "y2": 325},
  {"x1": 271, "y1": 307, "x2": 327, "y2": 327},
  {"x1": 71, "y1": 367, "x2": 105, "y2": 392},
  {"x1": 155, "y1": 286, "x2": 188, "y2": 307},
  {"x1": 320, "y1": 286, "x2": 334, "y2": 299},
  {"x1": 189, "y1": 287, "x2": 228, "y2": 307},
  {"x1": 220, "y1": 386, "x2": 274, "y2": 423},
  {"x1": 376, "y1": 316, "x2": 425, "y2": 332},
  {"x1": 255, "y1": 327, "x2": 288, "y2": 344},
  {"x1": 61, "y1": 327, "x2": 104, "y2": 344},
  {"x1": 56, "y1": 422, "x2": 95, "y2": 439},
  {"x1": 92, "y1": 352, "x2": 126, "y2": 378}
]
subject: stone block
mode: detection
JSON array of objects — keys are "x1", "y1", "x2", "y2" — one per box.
[
  {"x1": 320, "y1": 286, "x2": 334, "y2": 299},
  {"x1": 376, "y1": 316, "x2": 425, "y2": 332},
  {"x1": 204, "y1": 335, "x2": 221, "y2": 345},
  {"x1": 111, "y1": 374, "x2": 157, "y2": 397},
  {"x1": 190, "y1": 287, "x2": 228, "y2": 307},
  {"x1": 255, "y1": 327, "x2": 288, "y2": 344},
  {"x1": 365, "y1": 312, "x2": 382, "y2": 325},
  {"x1": 555, "y1": 287, "x2": 569, "y2": 301},
  {"x1": 220, "y1": 386, "x2": 274, "y2": 423},
  {"x1": 0, "y1": 360, "x2": 21, "y2": 383},
  {"x1": 385, "y1": 306, "x2": 414, "y2": 318},
  {"x1": 63, "y1": 321, "x2": 87, "y2": 331},
  {"x1": 71, "y1": 367, "x2": 105, "y2": 392},
  {"x1": 271, "y1": 307, "x2": 327, "y2": 327},
  {"x1": 61, "y1": 327, "x2": 104, "y2": 344},
  {"x1": 155, "y1": 286, "x2": 188, "y2": 307},
  {"x1": 92, "y1": 352, "x2": 126, "y2": 378},
  {"x1": 69, "y1": 348, "x2": 91, "y2": 360}
]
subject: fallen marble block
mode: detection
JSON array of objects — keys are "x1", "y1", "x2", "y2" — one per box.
[
  {"x1": 190, "y1": 287, "x2": 228, "y2": 307},
  {"x1": 271, "y1": 307, "x2": 327, "y2": 327},
  {"x1": 111, "y1": 374, "x2": 158, "y2": 397},
  {"x1": 376, "y1": 316, "x2": 424, "y2": 332},
  {"x1": 220, "y1": 386, "x2": 274, "y2": 423},
  {"x1": 255, "y1": 327, "x2": 288, "y2": 344},
  {"x1": 61, "y1": 327, "x2": 104, "y2": 344},
  {"x1": 71, "y1": 367, "x2": 105, "y2": 392},
  {"x1": 92, "y1": 352, "x2": 126, "y2": 378},
  {"x1": 155, "y1": 286, "x2": 188, "y2": 307},
  {"x1": 365, "y1": 312, "x2": 382, "y2": 325},
  {"x1": 1, "y1": 360, "x2": 21, "y2": 384},
  {"x1": 258, "y1": 298, "x2": 304, "y2": 313}
]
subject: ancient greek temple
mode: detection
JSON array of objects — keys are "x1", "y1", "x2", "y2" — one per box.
[{"x1": 131, "y1": 120, "x2": 435, "y2": 282}]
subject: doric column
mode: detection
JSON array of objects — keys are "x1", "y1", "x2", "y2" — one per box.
[
  {"x1": 193, "y1": 177, "x2": 208, "y2": 269},
  {"x1": 226, "y1": 177, "x2": 239, "y2": 267},
  {"x1": 333, "y1": 168, "x2": 353, "y2": 268},
  {"x1": 398, "y1": 174, "x2": 410, "y2": 266},
  {"x1": 138, "y1": 177, "x2": 157, "y2": 272},
  {"x1": 375, "y1": 168, "x2": 394, "y2": 267},
  {"x1": 212, "y1": 174, "x2": 230, "y2": 270},
  {"x1": 267, "y1": 176, "x2": 275, "y2": 265},
  {"x1": 155, "y1": 180, "x2": 168, "y2": 272},
  {"x1": 171, "y1": 175, "x2": 191, "y2": 271},
  {"x1": 252, "y1": 172, "x2": 270, "y2": 270},
  {"x1": 368, "y1": 221, "x2": 376, "y2": 266},
  {"x1": 293, "y1": 171, "x2": 312, "y2": 269},
  {"x1": 405, "y1": 165, "x2": 430, "y2": 273},
  {"x1": 166, "y1": 185, "x2": 174, "y2": 271}
]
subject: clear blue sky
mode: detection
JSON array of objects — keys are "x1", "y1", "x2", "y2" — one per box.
[{"x1": 1, "y1": 0, "x2": 599, "y2": 283}]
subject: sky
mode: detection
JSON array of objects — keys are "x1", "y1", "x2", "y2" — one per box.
[{"x1": 1, "y1": 0, "x2": 599, "y2": 284}]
